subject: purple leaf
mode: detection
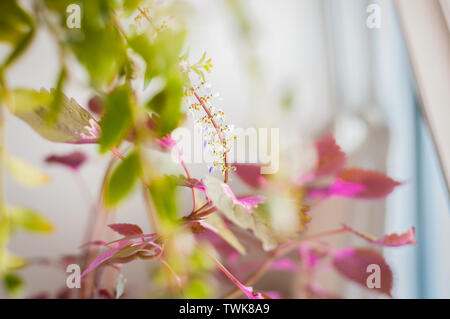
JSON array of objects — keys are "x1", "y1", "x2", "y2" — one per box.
[
  {"x1": 332, "y1": 248, "x2": 393, "y2": 296},
  {"x1": 335, "y1": 168, "x2": 401, "y2": 198},
  {"x1": 108, "y1": 223, "x2": 143, "y2": 237},
  {"x1": 314, "y1": 134, "x2": 346, "y2": 177},
  {"x1": 45, "y1": 151, "x2": 88, "y2": 171},
  {"x1": 233, "y1": 163, "x2": 267, "y2": 188},
  {"x1": 88, "y1": 96, "x2": 104, "y2": 116}
]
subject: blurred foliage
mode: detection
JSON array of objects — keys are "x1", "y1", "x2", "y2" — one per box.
[
  {"x1": 0, "y1": 0, "x2": 35, "y2": 70},
  {"x1": 7, "y1": 155, "x2": 50, "y2": 187},
  {"x1": 99, "y1": 85, "x2": 133, "y2": 153},
  {"x1": 8, "y1": 206, "x2": 54, "y2": 233},
  {"x1": 148, "y1": 175, "x2": 179, "y2": 230},
  {"x1": 0, "y1": 0, "x2": 188, "y2": 297},
  {"x1": 2, "y1": 273, "x2": 24, "y2": 297},
  {"x1": 0, "y1": 0, "x2": 409, "y2": 300},
  {"x1": 105, "y1": 150, "x2": 141, "y2": 207}
]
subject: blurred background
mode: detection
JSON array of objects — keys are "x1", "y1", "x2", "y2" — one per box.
[{"x1": 1, "y1": 0, "x2": 449, "y2": 298}]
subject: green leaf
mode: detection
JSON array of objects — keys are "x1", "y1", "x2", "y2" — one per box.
[
  {"x1": 71, "y1": 25, "x2": 126, "y2": 87},
  {"x1": 105, "y1": 150, "x2": 141, "y2": 207},
  {"x1": 0, "y1": 0, "x2": 35, "y2": 68},
  {"x1": 147, "y1": 69, "x2": 184, "y2": 136},
  {"x1": 9, "y1": 89, "x2": 98, "y2": 144},
  {"x1": 8, "y1": 206, "x2": 54, "y2": 233},
  {"x1": 99, "y1": 85, "x2": 133, "y2": 153},
  {"x1": 45, "y1": 0, "x2": 126, "y2": 87},
  {"x1": 7, "y1": 155, "x2": 50, "y2": 187},
  {"x1": 46, "y1": 67, "x2": 67, "y2": 124},
  {"x1": 148, "y1": 175, "x2": 179, "y2": 227},
  {"x1": 185, "y1": 278, "x2": 213, "y2": 299},
  {"x1": 128, "y1": 30, "x2": 186, "y2": 86},
  {"x1": 123, "y1": 0, "x2": 142, "y2": 15},
  {"x1": 128, "y1": 29, "x2": 186, "y2": 136},
  {"x1": 3, "y1": 273, "x2": 24, "y2": 296},
  {"x1": 0, "y1": 1, "x2": 32, "y2": 45},
  {"x1": 1, "y1": 251, "x2": 26, "y2": 273},
  {"x1": 203, "y1": 176, "x2": 277, "y2": 251}
]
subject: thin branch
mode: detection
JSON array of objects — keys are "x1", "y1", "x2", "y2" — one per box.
[{"x1": 222, "y1": 227, "x2": 348, "y2": 298}]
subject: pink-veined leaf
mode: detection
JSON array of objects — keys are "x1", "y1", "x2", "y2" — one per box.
[
  {"x1": 236, "y1": 196, "x2": 266, "y2": 213},
  {"x1": 332, "y1": 248, "x2": 393, "y2": 296},
  {"x1": 81, "y1": 239, "x2": 160, "y2": 278},
  {"x1": 45, "y1": 151, "x2": 88, "y2": 171},
  {"x1": 343, "y1": 224, "x2": 416, "y2": 247},
  {"x1": 108, "y1": 223, "x2": 143, "y2": 237},
  {"x1": 233, "y1": 163, "x2": 267, "y2": 189},
  {"x1": 222, "y1": 186, "x2": 266, "y2": 214},
  {"x1": 81, "y1": 240, "x2": 132, "y2": 278},
  {"x1": 336, "y1": 168, "x2": 401, "y2": 198},
  {"x1": 204, "y1": 176, "x2": 276, "y2": 251}
]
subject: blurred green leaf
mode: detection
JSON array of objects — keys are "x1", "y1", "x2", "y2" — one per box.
[
  {"x1": 99, "y1": 85, "x2": 133, "y2": 153},
  {"x1": 71, "y1": 25, "x2": 126, "y2": 87},
  {"x1": 105, "y1": 150, "x2": 141, "y2": 207},
  {"x1": 46, "y1": 67, "x2": 67, "y2": 124},
  {"x1": 0, "y1": 1, "x2": 32, "y2": 44},
  {"x1": 188, "y1": 250, "x2": 215, "y2": 272},
  {"x1": 3, "y1": 273, "x2": 24, "y2": 296},
  {"x1": 1, "y1": 251, "x2": 26, "y2": 273},
  {"x1": 128, "y1": 29, "x2": 186, "y2": 86},
  {"x1": 9, "y1": 89, "x2": 98, "y2": 143},
  {"x1": 147, "y1": 69, "x2": 184, "y2": 137},
  {"x1": 128, "y1": 25, "x2": 187, "y2": 137},
  {"x1": 0, "y1": 0, "x2": 35, "y2": 68},
  {"x1": 185, "y1": 278, "x2": 213, "y2": 299},
  {"x1": 8, "y1": 206, "x2": 54, "y2": 233},
  {"x1": 148, "y1": 175, "x2": 179, "y2": 227},
  {"x1": 7, "y1": 155, "x2": 51, "y2": 187},
  {"x1": 45, "y1": 0, "x2": 126, "y2": 87},
  {"x1": 123, "y1": 0, "x2": 142, "y2": 15}
]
